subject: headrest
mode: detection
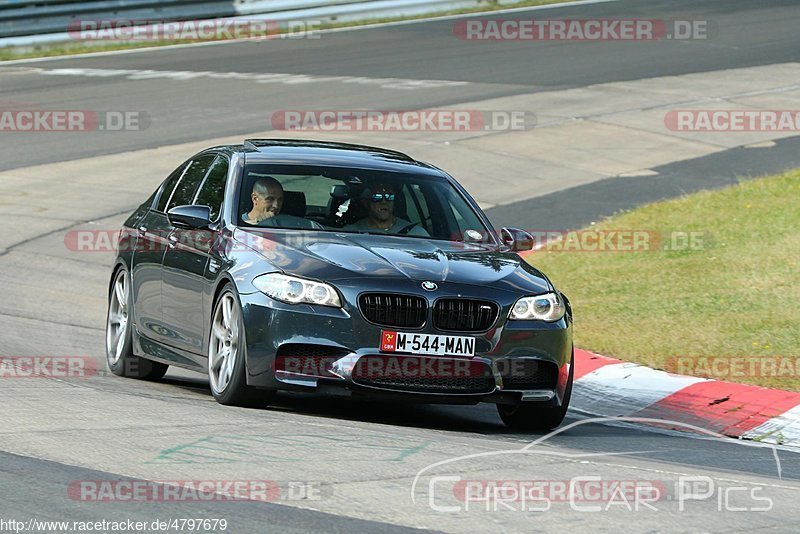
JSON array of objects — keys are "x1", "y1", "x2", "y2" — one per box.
[{"x1": 282, "y1": 191, "x2": 306, "y2": 217}]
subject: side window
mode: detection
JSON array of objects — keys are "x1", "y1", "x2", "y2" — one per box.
[
  {"x1": 165, "y1": 155, "x2": 216, "y2": 212},
  {"x1": 193, "y1": 156, "x2": 228, "y2": 222},
  {"x1": 155, "y1": 161, "x2": 190, "y2": 213}
]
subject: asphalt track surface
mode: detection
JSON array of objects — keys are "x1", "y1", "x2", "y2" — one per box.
[
  {"x1": 1, "y1": 0, "x2": 800, "y2": 532},
  {"x1": 487, "y1": 133, "x2": 800, "y2": 230},
  {"x1": 2, "y1": 0, "x2": 800, "y2": 170}
]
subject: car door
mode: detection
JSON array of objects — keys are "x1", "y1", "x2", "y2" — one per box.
[
  {"x1": 131, "y1": 160, "x2": 190, "y2": 344},
  {"x1": 160, "y1": 154, "x2": 225, "y2": 356}
]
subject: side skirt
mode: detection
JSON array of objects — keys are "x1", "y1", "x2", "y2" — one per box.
[{"x1": 133, "y1": 327, "x2": 207, "y2": 373}]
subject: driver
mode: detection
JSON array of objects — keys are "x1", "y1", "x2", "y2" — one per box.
[
  {"x1": 242, "y1": 176, "x2": 320, "y2": 229},
  {"x1": 343, "y1": 182, "x2": 429, "y2": 236}
]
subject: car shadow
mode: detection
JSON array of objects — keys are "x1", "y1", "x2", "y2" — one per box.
[
  {"x1": 156, "y1": 372, "x2": 552, "y2": 435},
  {"x1": 145, "y1": 375, "x2": 800, "y2": 482}
]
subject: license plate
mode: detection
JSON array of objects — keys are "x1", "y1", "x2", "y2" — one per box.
[{"x1": 380, "y1": 330, "x2": 475, "y2": 357}]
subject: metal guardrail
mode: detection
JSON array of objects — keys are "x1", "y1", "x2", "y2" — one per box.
[
  {"x1": 1, "y1": 1, "x2": 237, "y2": 39},
  {"x1": 0, "y1": 0, "x2": 512, "y2": 45}
]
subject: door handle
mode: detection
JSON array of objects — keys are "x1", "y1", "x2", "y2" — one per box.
[
  {"x1": 137, "y1": 226, "x2": 147, "y2": 237},
  {"x1": 167, "y1": 234, "x2": 178, "y2": 248}
]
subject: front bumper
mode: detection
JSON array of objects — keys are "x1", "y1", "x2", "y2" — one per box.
[{"x1": 239, "y1": 278, "x2": 573, "y2": 406}]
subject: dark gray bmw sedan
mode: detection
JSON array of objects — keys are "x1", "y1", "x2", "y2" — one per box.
[{"x1": 106, "y1": 139, "x2": 573, "y2": 429}]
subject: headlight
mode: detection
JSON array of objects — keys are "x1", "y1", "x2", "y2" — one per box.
[
  {"x1": 253, "y1": 273, "x2": 342, "y2": 308},
  {"x1": 509, "y1": 292, "x2": 565, "y2": 322}
]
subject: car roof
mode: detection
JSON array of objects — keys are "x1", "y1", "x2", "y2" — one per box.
[{"x1": 223, "y1": 139, "x2": 449, "y2": 177}]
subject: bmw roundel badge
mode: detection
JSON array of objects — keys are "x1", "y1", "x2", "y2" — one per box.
[{"x1": 421, "y1": 281, "x2": 438, "y2": 291}]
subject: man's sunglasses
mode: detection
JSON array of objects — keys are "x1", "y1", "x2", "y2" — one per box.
[{"x1": 370, "y1": 193, "x2": 395, "y2": 202}]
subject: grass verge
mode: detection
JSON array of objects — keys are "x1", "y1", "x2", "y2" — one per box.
[
  {"x1": 0, "y1": 0, "x2": 566, "y2": 61},
  {"x1": 525, "y1": 169, "x2": 800, "y2": 390}
]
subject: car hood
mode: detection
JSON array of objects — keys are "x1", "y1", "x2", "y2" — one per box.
[{"x1": 234, "y1": 229, "x2": 552, "y2": 294}]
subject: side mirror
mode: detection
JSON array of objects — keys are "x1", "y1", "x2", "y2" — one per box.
[
  {"x1": 167, "y1": 205, "x2": 212, "y2": 229},
  {"x1": 501, "y1": 227, "x2": 534, "y2": 251}
]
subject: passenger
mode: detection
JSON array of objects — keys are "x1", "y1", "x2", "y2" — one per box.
[
  {"x1": 242, "y1": 176, "x2": 319, "y2": 229},
  {"x1": 343, "y1": 182, "x2": 429, "y2": 236}
]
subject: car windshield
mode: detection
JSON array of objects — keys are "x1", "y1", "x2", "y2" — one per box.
[{"x1": 237, "y1": 164, "x2": 494, "y2": 243}]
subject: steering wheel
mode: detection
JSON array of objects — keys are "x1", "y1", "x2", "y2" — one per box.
[{"x1": 398, "y1": 222, "x2": 420, "y2": 235}]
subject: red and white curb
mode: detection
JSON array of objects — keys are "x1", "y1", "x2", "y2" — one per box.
[{"x1": 572, "y1": 349, "x2": 800, "y2": 448}]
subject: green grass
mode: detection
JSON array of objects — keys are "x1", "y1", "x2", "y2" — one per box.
[
  {"x1": 526, "y1": 170, "x2": 800, "y2": 390},
  {"x1": 0, "y1": 0, "x2": 566, "y2": 61}
]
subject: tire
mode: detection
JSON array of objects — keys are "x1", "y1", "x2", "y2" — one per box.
[
  {"x1": 208, "y1": 285, "x2": 274, "y2": 408},
  {"x1": 106, "y1": 267, "x2": 168, "y2": 380},
  {"x1": 497, "y1": 351, "x2": 574, "y2": 430}
]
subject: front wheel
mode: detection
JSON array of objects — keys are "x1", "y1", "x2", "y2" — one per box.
[
  {"x1": 497, "y1": 352, "x2": 574, "y2": 430},
  {"x1": 106, "y1": 267, "x2": 168, "y2": 380},
  {"x1": 208, "y1": 286, "x2": 274, "y2": 408}
]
